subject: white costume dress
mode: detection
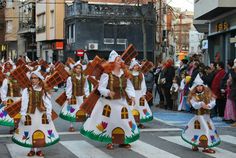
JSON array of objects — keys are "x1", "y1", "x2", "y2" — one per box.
[
  {"x1": 59, "y1": 74, "x2": 89, "y2": 122},
  {"x1": 12, "y1": 87, "x2": 59, "y2": 148},
  {"x1": 0, "y1": 78, "x2": 21, "y2": 127},
  {"x1": 81, "y1": 70, "x2": 140, "y2": 144},
  {"x1": 130, "y1": 71, "x2": 153, "y2": 123}
]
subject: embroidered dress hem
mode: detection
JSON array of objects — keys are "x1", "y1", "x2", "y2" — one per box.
[
  {"x1": 12, "y1": 136, "x2": 60, "y2": 148},
  {"x1": 80, "y1": 127, "x2": 140, "y2": 144}
]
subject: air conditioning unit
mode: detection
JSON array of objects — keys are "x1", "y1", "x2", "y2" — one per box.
[{"x1": 88, "y1": 43, "x2": 98, "y2": 50}]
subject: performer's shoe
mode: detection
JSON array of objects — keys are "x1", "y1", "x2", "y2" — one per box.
[
  {"x1": 68, "y1": 127, "x2": 75, "y2": 132},
  {"x1": 202, "y1": 148, "x2": 215, "y2": 154},
  {"x1": 106, "y1": 143, "x2": 114, "y2": 150},
  {"x1": 192, "y1": 146, "x2": 199, "y2": 151},
  {"x1": 27, "y1": 150, "x2": 35, "y2": 157},
  {"x1": 36, "y1": 151, "x2": 44, "y2": 157},
  {"x1": 138, "y1": 124, "x2": 145, "y2": 129},
  {"x1": 118, "y1": 144, "x2": 131, "y2": 149}
]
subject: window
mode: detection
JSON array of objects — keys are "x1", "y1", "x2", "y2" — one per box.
[
  {"x1": 68, "y1": 24, "x2": 75, "y2": 43},
  {"x1": 104, "y1": 24, "x2": 115, "y2": 38},
  {"x1": 194, "y1": 120, "x2": 201, "y2": 129},
  {"x1": 50, "y1": 10, "x2": 54, "y2": 28},
  {"x1": 37, "y1": 13, "x2": 45, "y2": 28},
  {"x1": 121, "y1": 107, "x2": 128, "y2": 119},
  {"x1": 102, "y1": 105, "x2": 111, "y2": 117},
  {"x1": 24, "y1": 115, "x2": 32, "y2": 126},
  {"x1": 42, "y1": 113, "x2": 49, "y2": 124},
  {"x1": 6, "y1": 0, "x2": 13, "y2": 8},
  {"x1": 6, "y1": 21, "x2": 13, "y2": 33}
]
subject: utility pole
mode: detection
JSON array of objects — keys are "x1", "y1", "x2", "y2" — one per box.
[{"x1": 179, "y1": 13, "x2": 183, "y2": 53}]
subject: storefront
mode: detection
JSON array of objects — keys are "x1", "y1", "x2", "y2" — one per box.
[
  {"x1": 41, "y1": 41, "x2": 64, "y2": 63},
  {"x1": 208, "y1": 11, "x2": 236, "y2": 64}
]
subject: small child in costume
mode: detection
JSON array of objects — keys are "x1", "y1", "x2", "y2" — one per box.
[
  {"x1": 170, "y1": 76, "x2": 180, "y2": 111},
  {"x1": 181, "y1": 74, "x2": 220, "y2": 154}
]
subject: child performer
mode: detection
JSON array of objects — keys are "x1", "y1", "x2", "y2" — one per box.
[
  {"x1": 12, "y1": 67, "x2": 59, "y2": 157},
  {"x1": 181, "y1": 74, "x2": 220, "y2": 154}
]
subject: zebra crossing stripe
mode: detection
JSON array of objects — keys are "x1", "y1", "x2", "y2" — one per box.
[
  {"x1": 131, "y1": 140, "x2": 180, "y2": 158},
  {"x1": 160, "y1": 136, "x2": 236, "y2": 158},
  {"x1": 220, "y1": 135, "x2": 236, "y2": 145},
  {"x1": 60, "y1": 140, "x2": 112, "y2": 158},
  {"x1": 6, "y1": 144, "x2": 44, "y2": 158}
]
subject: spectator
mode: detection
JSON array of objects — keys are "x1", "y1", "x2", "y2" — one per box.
[{"x1": 211, "y1": 62, "x2": 226, "y2": 117}]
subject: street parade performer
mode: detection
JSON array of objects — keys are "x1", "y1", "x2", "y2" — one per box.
[
  {"x1": 181, "y1": 74, "x2": 221, "y2": 154},
  {"x1": 80, "y1": 50, "x2": 140, "y2": 150},
  {"x1": 129, "y1": 58, "x2": 153, "y2": 128},
  {"x1": 59, "y1": 60, "x2": 89, "y2": 132},
  {"x1": 0, "y1": 60, "x2": 21, "y2": 133},
  {"x1": 12, "y1": 66, "x2": 59, "y2": 157}
]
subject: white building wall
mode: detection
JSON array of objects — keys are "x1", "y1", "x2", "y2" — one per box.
[{"x1": 189, "y1": 30, "x2": 204, "y2": 54}]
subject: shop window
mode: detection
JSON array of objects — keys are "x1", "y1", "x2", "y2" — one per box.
[{"x1": 102, "y1": 105, "x2": 111, "y2": 117}]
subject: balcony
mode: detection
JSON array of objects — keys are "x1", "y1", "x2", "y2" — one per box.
[
  {"x1": 36, "y1": 26, "x2": 46, "y2": 33},
  {"x1": 194, "y1": 0, "x2": 236, "y2": 20},
  {"x1": 65, "y1": 2, "x2": 154, "y2": 19},
  {"x1": 19, "y1": 21, "x2": 35, "y2": 34}
]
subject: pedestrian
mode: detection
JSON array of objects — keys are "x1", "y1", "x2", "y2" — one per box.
[
  {"x1": 230, "y1": 59, "x2": 236, "y2": 127},
  {"x1": 59, "y1": 61, "x2": 89, "y2": 132},
  {"x1": 154, "y1": 62, "x2": 165, "y2": 108},
  {"x1": 80, "y1": 50, "x2": 139, "y2": 150},
  {"x1": 211, "y1": 62, "x2": 226, "y2": 117},
  {"x1": 178, "y1": 74, "x2": 191, "y2": 112},
  {"x1": 223, "y1": 75, "x2": 236, "y2": 123},
  {"x1": 170, "y1": 76, "x2": 180, "y2": 111},
  {"x1": 12, "y1": 66, "x2": 59, "y2": 157},
  {"x1": 161, "y1": 59, "x2": 175, "y2": 110},
  {"x1": 129, "y1": 59, "x2": 153, "y2": 129},
  {"x1": 182, "y1": 74, "x2": 220, "y2": 154}
]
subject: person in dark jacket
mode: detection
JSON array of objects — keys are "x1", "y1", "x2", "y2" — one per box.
[
  {"x1": 161, "y1": 59, "x2": 175, "y2": 110},
  {"x1": 230, "y1": 59, "x2": 236, "y2": 127}
]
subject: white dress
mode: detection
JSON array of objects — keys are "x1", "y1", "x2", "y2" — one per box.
[
  {"x1": 12, "y1": 87, "x2": 59, "y2": 148},
  {"x1": 59, "y1": 75, "x2": 89, "y2": 122},
  {"x1": 130, "y1": 71, "x2": 153, "y2": 123},
  {"x1": 0, "y1": 78, "x2": 21, "y2": 127},
  {"x1": 81, "y1": 70, "x2": 140, "y2": 144},
  {"x1": 181, "y1": 95, "x2": 221, "y2": 148}
]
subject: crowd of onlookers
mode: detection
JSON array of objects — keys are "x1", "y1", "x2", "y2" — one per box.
[{"x1": 143, "y1": 55, "x2": 236, "y2": 127}]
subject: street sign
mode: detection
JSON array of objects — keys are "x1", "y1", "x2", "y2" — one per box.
[{"x1": 76, "y1": 49, "x2": 84, "y2": 57}]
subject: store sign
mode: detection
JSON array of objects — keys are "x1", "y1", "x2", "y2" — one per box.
[
  {"x1": 76, "y1": 49, "x2": 84, "y2": 57},
  {"x1": 55, "y1": 42, "x2": 64, "y2": 50},
  {"x1": 216, "y1": 22, "x2": 230, "y2": 32}
]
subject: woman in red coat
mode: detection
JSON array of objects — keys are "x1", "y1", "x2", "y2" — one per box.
[{"x1": 211, "y1": 62, "x2": 226, "y2": 117}]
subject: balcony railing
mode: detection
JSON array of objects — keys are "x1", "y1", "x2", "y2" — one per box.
[
  {"x1": 66, "y1": 3, "x2": 154, "y2": 19},
  {"x1": 36, "y1": 26, "x2": 46, "y2": 33}
]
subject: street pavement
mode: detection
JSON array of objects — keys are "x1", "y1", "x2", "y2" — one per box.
[{"x1": 0, "y1": 88, "x2": 235, "y2": 158}]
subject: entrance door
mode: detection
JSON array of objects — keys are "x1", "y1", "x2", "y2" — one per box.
[{"x1": 112, "y1": 127, "x2": 125, "y2": 144}]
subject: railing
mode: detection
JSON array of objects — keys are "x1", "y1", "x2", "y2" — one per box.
[{"x1": 66, "y1": 3, "x2": 153, "y2": 18}]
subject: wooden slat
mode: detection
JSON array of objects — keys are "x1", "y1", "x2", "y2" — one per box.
[{"x1": 55, "y1": 92, "x2": 67, "y2": 106}]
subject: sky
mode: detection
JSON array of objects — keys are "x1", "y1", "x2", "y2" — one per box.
[{"x1": 168, "y1": 0, "x2": 194, "y2": 11}]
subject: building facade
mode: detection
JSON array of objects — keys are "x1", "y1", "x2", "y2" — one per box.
[
  {"x1": 18, "y1": 0, "x2": 36, "y2": 60},
  {"x1": 65, "y1": 0, "x2": 156, "y2": 61},
  {"x1": 36, "y1": 0, "x2": 65, "y2": 63},
  {"x1": 194, "y1": 0, "x2": 236, "y2": 63},
  {"x1": 4, "y1": 0, "x2": 19, "y2": 60},
  {"x1": 0, "y1": 4, "x2": 6, "y2": 60}
]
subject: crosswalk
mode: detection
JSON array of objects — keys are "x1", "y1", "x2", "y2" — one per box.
[{"x1": 4, "y1": 134, "x2": 236, "y2": 158}]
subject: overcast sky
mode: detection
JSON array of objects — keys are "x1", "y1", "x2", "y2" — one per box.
[{"x1": 168, "y1": 0, "x2": 194, "y2": 11}]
